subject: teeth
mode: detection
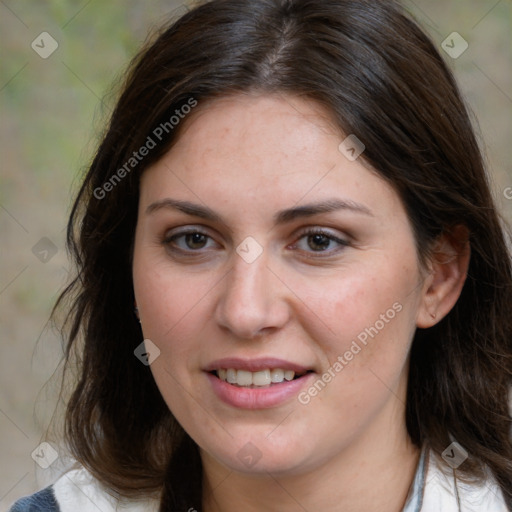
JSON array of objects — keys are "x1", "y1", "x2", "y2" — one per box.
[
  {"x1": 284, "y1": 370, "x2": 295, "y2": 381},
  {"x1": 236, "y1": 370, "x2": 253, "y2": 386},
  {"x1": 226, "y1": 368, "x2": 237, "y2": 384},
  {"x1": 216, "y1": 368, "x2": 301, "y2": 387},
  {"x1": 253, "y1": 369, "x2": 271, "y2": 386},
  {"x1": 270, "y1": 368, "x2": 284, "y2": 383}
]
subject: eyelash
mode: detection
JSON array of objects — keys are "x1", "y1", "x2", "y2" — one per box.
[
  {"x1": 290, "y1": 228, "x2": 350, "y2": 256},
  {"x1": 162, "y1": 227, "x2": 350, "y2": 258}
]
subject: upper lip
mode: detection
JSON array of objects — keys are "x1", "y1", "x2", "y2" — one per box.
[{"x1": 204, "y1": 357, "x2": 313, "y2": 373}]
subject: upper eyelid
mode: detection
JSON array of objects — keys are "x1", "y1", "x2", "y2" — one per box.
[
  {"x1": 289, "y1": 226, "x2": 351, "y2": 247},
  {"x1": 290, "y1": 229, "x2": 349, "y2": 249},
  {"x1": 163, "y1": 230, "x2": 220, "y2": 252},
  {"x1": 163, "y1": 226, "x2": 349, "y2": 252},
  {"x1": 163, "y1": 225, "x2": 347, "y2": 239},
  {"x1": 163, "y1": 224, "x2": 215, "y2": 238},
  {"x1": 149, "y1": 201, "x2": 371, "y2": 243}
]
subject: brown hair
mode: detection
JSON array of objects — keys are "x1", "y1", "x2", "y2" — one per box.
[{"x1": 55, "y1": 0, "x2": 512, "y2": 509}]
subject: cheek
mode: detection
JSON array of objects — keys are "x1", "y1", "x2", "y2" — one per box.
[
  {"x1": 133, "y1": 265, "x2": 218, "y2": 419},
  {"x1": 132, "y1": 256, "x2": 217, "y2": 403},
  {"x1": 134, "y1": 257, "x2": 218, "y2": 340},
  {"x1": 290, "y1": 258, "x2": 420, "y2": 369},
  {"x1": 288, "y1": 265, "x2": 419, "y2": 436}
]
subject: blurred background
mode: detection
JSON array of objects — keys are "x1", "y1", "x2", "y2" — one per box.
[{"x1": 0, "y1": 0, "x2": 511, "y2": 509}]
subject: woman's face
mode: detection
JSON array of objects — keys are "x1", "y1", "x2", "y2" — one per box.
[{"x1": 132, "y1": 94, "x2": 429, "y2": 476}]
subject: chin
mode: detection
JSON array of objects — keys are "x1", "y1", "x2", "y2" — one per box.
[{"x1": 206, "y1": 438, "x2": 314, "y2": 476}]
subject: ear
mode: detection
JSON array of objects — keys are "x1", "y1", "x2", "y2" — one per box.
[{"x1": 416, "y1": 225, "x2": 470, "y2": 328}]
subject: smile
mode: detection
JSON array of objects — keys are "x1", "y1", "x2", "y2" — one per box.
[
  {"x1": 213, "y1": 368, "x2": 310, "y2": 387},
  {"x1": 204, "y1": 358, "x2": 316, "y2": 409}
]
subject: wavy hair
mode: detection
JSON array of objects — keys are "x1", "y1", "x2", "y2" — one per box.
[{"x1": 54, "y1": 0, "x2": 512, "y2": 509}]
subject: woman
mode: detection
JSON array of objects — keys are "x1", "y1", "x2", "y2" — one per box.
[{"x1": 10, "y1": 0, "x2": 512, "y2": 510}]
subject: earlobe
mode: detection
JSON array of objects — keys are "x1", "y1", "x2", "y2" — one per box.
[{"x1": 416, "y1": 225, "x2": 470, "y2": 328}]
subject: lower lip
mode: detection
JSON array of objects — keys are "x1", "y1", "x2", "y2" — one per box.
[{"x1": 205, "y1": 372, "x2": 315, "y2": 409}]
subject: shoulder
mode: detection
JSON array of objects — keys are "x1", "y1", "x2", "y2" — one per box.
[
  {"x1": 9, "y1": 467, "x2": 160, "y2": 512},
  {"x1": 421, "y1": 447, "x2": 509, "y2": 512},
  {"x1": 8, "y1": 486, "x2": 59, "y2": 512}
]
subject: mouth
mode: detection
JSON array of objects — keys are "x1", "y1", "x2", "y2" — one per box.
[
  {"x1": 204, "y1": 357, "x2": 316, "y2": 409},
  {"x1": 210, "y1": 368, "x2": 314, "y2": 388}
]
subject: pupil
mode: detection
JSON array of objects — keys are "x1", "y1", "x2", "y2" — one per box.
[
  {"x1": 186, "y1": 233, "x2": 206, "y2": 248},
  {"x1": 308, "y1": 234, "x2": 330, "y2": 251}
]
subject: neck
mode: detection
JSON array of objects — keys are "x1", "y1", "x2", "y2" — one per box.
[{"x1": 201, "y1": 412, "x2": 420, "y2": 512}]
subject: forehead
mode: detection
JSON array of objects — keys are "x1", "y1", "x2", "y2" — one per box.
[
  {"x1": 163, "y1": 94, "x2": 340, "y2": 179},
  {"x1": 139, "y1": 93, "x2": 402, "y2": 222}
]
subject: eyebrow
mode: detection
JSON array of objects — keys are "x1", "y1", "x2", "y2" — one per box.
[
  {"x1": 274, "y1": 198, "x2": 373, "y2": 223},
  {"x1": 145, "y1": 197, "x2": 373, "y2": 225},
  {"x1": 146, "y1": 199, "x2": 224, "y2": 223}
]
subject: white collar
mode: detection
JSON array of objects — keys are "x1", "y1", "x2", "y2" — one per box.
[
  {"x1": 53, "y1": 468, "x2": 160, "y2": 512},
  {"x1": 402, "y1": 444, "x2": 508, "y2": 512},
  {"x1": 53, "y1": 445, "x2": 508, "y2": 512}
]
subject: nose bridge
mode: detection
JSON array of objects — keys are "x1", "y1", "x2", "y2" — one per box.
[{"x1": 215, "y1": 250, "x2": 287, "y2": 338}]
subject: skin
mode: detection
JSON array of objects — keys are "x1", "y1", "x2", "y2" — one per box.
[{"x1": 132, "y1": 94, "x2": 469, "y2": 511}]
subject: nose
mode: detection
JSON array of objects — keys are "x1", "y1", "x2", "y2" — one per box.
[{"x1": 214, "y1": 250, "x2": 290, "y2": 340}]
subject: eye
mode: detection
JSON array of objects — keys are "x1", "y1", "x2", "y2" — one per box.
[
  {"x1": 163, "y1": 228, "x2": 219, "y2": 252},
  {"x1": 291, "y1": 228, "x2": 349, "y2": 255}
]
